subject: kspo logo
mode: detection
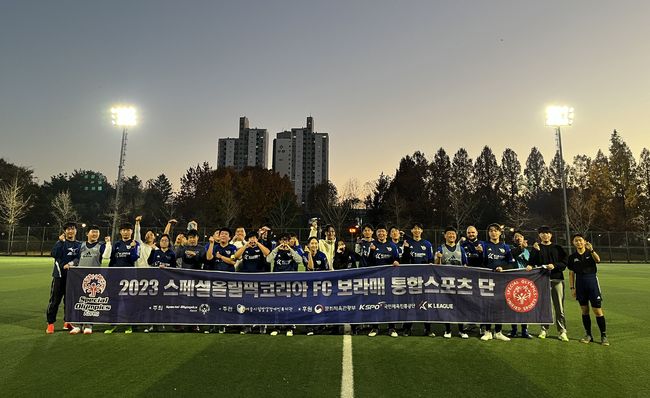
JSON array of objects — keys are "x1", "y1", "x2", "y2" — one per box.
[
  {"x1": 82, "y1": 274, "x2": 107, "y2": 298},
  {"x1": 504, "y1": 278, "x2": 539, "y2": 313}
]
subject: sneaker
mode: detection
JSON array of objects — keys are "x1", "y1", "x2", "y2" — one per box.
[
  {"x1": 559, "y1": 332, "x2": 569, "y2": 342},
  {"x1": 368, "y1": 329, "x2": 378, "y2": 337},
  {"x1": 521, "y1": 331, "x2": 532, "y2": 339},
  {"x1": 69, "y1": 327, "x2": 81, "y2": 335},
  {"x1": 83, "y1": 327, "x2": 93, "y2": 335},
  {"x1": 286, "y1": 329, "x2": 294, "y2": 337},
  {"x1": 508, "y1": 330, "x2": 517, "y2": 338},
  {"x1": 495, "y1": 332, "x2": 511, "y2": 341},
  {"x1": 580, "y1": 335, "x2": 594, "y2": 344},
  {"x1": 538, "y1": 330, "x2": 547, "y2": 339},
  {"x1": 144, "y1": 326, "x2": 155, "y2": 333},
  {"x1": 480, "y1": 331, "x2": 493, "y2": 341},
  {"x1": 306, "y1": 330, "x2": 314, "y2": 336},
  {"x1": 601, "y1": 336, "x2": 610, "y2": 346},
  {"x1": 63, "y1": 322, "x2": 72, "y2": 330},
  {"x1": 270, "y1": 330, "x2": 279, "y2": 336},
  {"x1": 218, "y1": 326, "x2": 226, "y2": 334},
  {"x1": 258, "y1": 325, "x2": 267, "y2": 334},
  {"x1": 46, "y1": 323, "x2": 55, "y2": 334},
  {"x1": 240, "y1": 326, "x2": 252, "y2": 335},
  {"x1": 427, "y1": 331, "x2": 436, "y2": 337},
  {"x1": 402, "y1": 329, "x2": 411, "y2": 337},
  {"x1": 459, "y1": 332, "x2": 469, "y2": 339},
  {"x1": 124, "y1": 327, "x2": 133, "y2": 334},
  {"x1": 443, "y1": 331, "x2": 452, "y2": 339},
  {"x1": 389, "y1": 329, "x2": 398, "y2": 338},
  {"x1": 104, "y1": 326, "x2": 117, "y2": 334}
]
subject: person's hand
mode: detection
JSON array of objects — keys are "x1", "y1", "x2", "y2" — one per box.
[
  {"x1": 59, "y1": 234, "x2": 65, "y2": 241},
  {"x1": 586, "y1": 242, "x2": 593, "y2": 251},
  {"x1": 216, "y1": 252, "x2": 222, "y2": 260},
  {"x1": 522, "y1": 239, "x2": 528, "y2": 248},
  {"x1": 526, "y1": 265, "x2": 533, "y2": 271},
  {"x1": 369, "y1": 243, "x2": 376, "y2": 250},
  {"x1": 186, "y1": 250, "x2": 196, "y2": 257},
  {"x1": 476, "y1": 243, "x2": 483, "y2": 253},
  {"x1": 129, "y1": 240, "x2": 137, "y2": 248},
  {"x1": 392, "y1": 261, "x2": 399, "y2": 267},
  {"x1": 311, "y1": 220, "x2": 318, "y2": 229},
  {"x1": 403, "y1": 240, "x2": 410, "y2": 248},
  {"x1": 435, "y1": 251, "x2": 443, "y2": 259},
  {"x1": 105, "y1": 236, "x2": 111, "y2": 243},
  {"x1": 168, "y1": 219, "x2": 177, "y2": 224},
  {"x1": 208, "y1": 236, "x2": 215, "y2": 244},
  {"x1": 64, "y1": 264, "x2": 71, "y2": 270},
  {"x1": 135, "y1": 215, "x2": 143, "y2": 222},
  {"x1": 533, "y1": 242, "x2": 540, "y2": 251},
  {"x1": 547, "y1": 264, "x2": 555, "y2": 270},
  {"x1": 496, "y1": 266, "x2": 503, "y2": 272},
  {"x1": 159, "y1": 264, "x2": 166, "y2": 269}
]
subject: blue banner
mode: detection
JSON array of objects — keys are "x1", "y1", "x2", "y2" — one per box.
[{"x1": 64, "y1": 265, "x2": 553, "y2": 325}]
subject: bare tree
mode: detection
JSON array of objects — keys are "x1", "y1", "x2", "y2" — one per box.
[
  {"x1": 217, "y1": 189, "x2": 240, "y2": 227},
  {"x1": 268, "y1": 192, "x2": 299, "y2": 231},
  {"x1": 51, "y1": 190, "x2": 78, "y2": 230},
  {"x1": 0, "y1": 177, "x2": 32, "y2": 254},
  {"x1": 448, "y1": 189, "x2": 478, "y2": 231}
]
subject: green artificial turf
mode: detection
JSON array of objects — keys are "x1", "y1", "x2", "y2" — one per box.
[{"x1": 1, "y1": 257, "x2": 649, "y2": 397}]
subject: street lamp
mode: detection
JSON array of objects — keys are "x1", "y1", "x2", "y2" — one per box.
[
  {"x1": 545, "y1": 105, "x2": 574, "y2": 252},
  {"x1": 110, "y1": 106, "x2": 137, "y2": 239}
]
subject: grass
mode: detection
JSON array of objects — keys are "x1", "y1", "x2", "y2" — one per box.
[{"x1": 1, "y1": 257, "x2": 649, "y2": 397}]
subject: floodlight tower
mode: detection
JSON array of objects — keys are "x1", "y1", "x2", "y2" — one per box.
[
  {"x1": 110, "y1": 106, "x2": 137, "y2": 238},
  {"x1": 545, "y1": 105, "x2": 574, "y2": 251}
]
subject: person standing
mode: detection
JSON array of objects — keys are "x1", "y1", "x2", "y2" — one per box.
[
  {"x1": 527, "y1": 226, "x2": 569, "y2": 342},
  {"x1": 508, "y1": 230, "x2": 532, "y2": 339},
  {"x1": 568, "y1": 234, "x2": 609, "y2": 346},
  {"x1": 267, "y1": 234, "x2": 303, "y2": 336},
  {"x1": 206, "y1": 228, "x2": 237, "y2": 272},
  {"x1": 401, "y1": 222, "x2": 434, "y2": 336},
  {"x1": 46, "y1": 222, "x2": 81, "y2": 334},
  {"x1": 367, "y1": 224, "x2": 400, "y2": 338},
  {"x1": 106, "y1": 222, "x2": 140, "y2": 334},
  {"x1": 435, "y1": 226, "x2": 469, "y2": 339}
]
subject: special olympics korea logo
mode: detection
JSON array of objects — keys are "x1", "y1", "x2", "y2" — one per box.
[
  {"x1": 82, "y1": 274, "x2": 107, "y2": 298},
  {"x1": 505, "y1": 278, "x2": 539, "y2": 313}
]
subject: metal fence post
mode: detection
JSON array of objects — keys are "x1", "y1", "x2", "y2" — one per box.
[
  {"x1": 25, "y1": 226, "x2": 30, "y2": 256},
  {"x1": 607, "y1": 232, "x2": 613, "y2": 263}
]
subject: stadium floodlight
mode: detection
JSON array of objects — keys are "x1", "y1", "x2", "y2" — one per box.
[
  {"x1": 545, "y1": 104, "x2": 573, "y2": 251},
  {"x1": 111, "y1": 106, "x2": 137, "y2": 127},
  {"x1": 110, "y1": 105, "x2": 137, "y2": 238},
  {"x1": 545, "y1": 105, "x2": 574, "y2": 127}
]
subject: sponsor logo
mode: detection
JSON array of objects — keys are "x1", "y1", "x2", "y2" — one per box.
[
  {"x1": 314, "y1": 304, "x2": 324, "y2": 314},
  {"x1": 82, "y1": 274, "x2": 106, "y2": 298},
  {"x1": 358, "y1": 301, "x2": 387, "y2": 311},
  {"x1": 75, "y1": 273, "x2": 111, "y2": 317},
  {"x1": 418, "y1": 300, "x2": 454, "y2": 310},
  {"x1": 236, "y1": 304, "x2": 246, "y2": 314},
  {"x1": 200, "y1": 304, "x2": 211, "y2": 315},
  {"x1": 505, "y1": 278, "x2": 539, "y2": 313}
]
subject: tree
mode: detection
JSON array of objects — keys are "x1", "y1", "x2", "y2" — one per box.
[
  {"x1": 51, "y1": 190, "x2": 78, "y2": 230},
  {"x1": 567, "y1": 155, "x2": 596, "y2": 234},
  {"x1": 500, "y1": 149, "x2": 529, "y2": 228},
  {"x1": 633, "y1": 148, "x2": 650, "y2": 236},
  {"x1": 524, "y1": 147, "x2": 550, "y2": 200},
  {"x1": 608, "y1": 130, "x2": 638, "y2": 229},
  {"x1": 428, "y1": 149, "x2": 451, "y2": 226},
  {"x1": 587, "y1": 150, "x2": 615, "y2": 229},
  {"x1": 364, "y1": 173, "x2": 391, "y2": 225},
  {"x1": 143, "y1": 174, "x2": 175, "y2": 225},
  {"x1": 473, "y1": 146, "x2": 502, "y2": 225},
  {"x1": 449, "y1": 148, "x2": 477, "y2": 230},
  {"x1": 548, "y1": 151, "x2": 568, "y2": 191},
  {"x1": 0, "y1": 177, "x2": 32, "y2": 254}
]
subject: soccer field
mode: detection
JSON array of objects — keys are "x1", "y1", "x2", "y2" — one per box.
[{"x1": 1, "y1": 258, "x2": 649, "y2": 397}]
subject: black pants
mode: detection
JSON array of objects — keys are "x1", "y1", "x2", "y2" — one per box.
[{"x1": 46, "y1": 277, "x2": 67, "y2": 324}]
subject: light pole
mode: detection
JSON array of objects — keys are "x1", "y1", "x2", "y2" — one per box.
[
  {"x1": 545, "y1": 105, "x2": 574, "y2": 252},
  {"x1": 110, "y1": 106, "x2": 137, "y2": 239}
]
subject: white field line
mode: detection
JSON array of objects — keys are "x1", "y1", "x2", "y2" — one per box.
[{"x1": 341, "y1": 324, "x2": 354, "y2": 398}]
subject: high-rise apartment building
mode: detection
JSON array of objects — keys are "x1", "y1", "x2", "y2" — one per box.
[{"x1": 217, "y1": 117, "x2": 268, "y2": 170}]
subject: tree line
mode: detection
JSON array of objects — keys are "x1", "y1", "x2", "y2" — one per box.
[{"x1": 1, "y1": 130, "x2": 648, "y2": 238}]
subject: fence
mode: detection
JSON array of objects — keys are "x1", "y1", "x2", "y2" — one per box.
[{"x1": 1, "y1": 226, "x2": 649, "y2": 263}]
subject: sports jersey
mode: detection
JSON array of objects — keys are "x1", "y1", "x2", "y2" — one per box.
[
  {"x1": 369, "y1": 240, "x2": 400, "y2": 266},
  {"x1": 306, "y1": 250, "x2": 330, "y2": 271},
  {"x1": 268, "y1": 247, "x2": 302, "y2": 272},
  {"x1": 109, "y1": 239, "x2": 139, "y2": 267},
  {"x1": 148, "y1": 248, "x2": 177, "y2": 267},
  {"x1": 510, "y1": 245, "x2": 530, "y2": 269},
  {"x1": 437, "y1": 243, "x2": 467, "y2": 265},
  {"x1": 483, "y1": 241, "x2": 514, "y2": 270},
  {"x1": 403, "y1": 238, "x2": 434, "y2": 264},
  {"x1": 175, "y1": 244, "x2": 206, "y2": 269},
  {"x1": 567, "y1": 251, "x2": 598, "y2": 275},
  {"x1": 239, "y1": 246, "x2": 268, "y2": 273},
  {"x1": 391, "y1": 240, "x2": 406, "y2": 261},
  {"x1": 355, "y1": 239, "x2": 374, "y2": 267},
  {"x1": 461, "y1": 238, "x2": 486, "y2": 268},
  {"x1": 51, "y1": 239, "x2": 81, "y2": 277},
  {"x1": 205, "y1": 243, "x2": 237, "y2": 271},
  {"x1": 78, "y1": 241, "x2": 108, "y2": 267}
]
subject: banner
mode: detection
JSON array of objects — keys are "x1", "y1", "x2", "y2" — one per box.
[{"x1": 65, "y1": 265, "x2": 553, "y2": 325}]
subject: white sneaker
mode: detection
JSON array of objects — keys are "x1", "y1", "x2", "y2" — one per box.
[
  {"x1": 69, "y1": 327, "x2": 81, "y2": 335},
  {"x1": 495, "y1": 332, "x2": 511, "y2": 341},
  {"x1": 270, "y1": 330, "x2": 279, "y2": 336},
  {"x1": 538, "y1": 330, "x2": 547, "y2": 339},
  {"x1": 286, "y1": 329, "x2": 294, "y2": 337},
  {"x1": 443, "y1": 332, "x2": 452, "y2": 339},
  {"x1": 83, "y1": 327, "x2": 93, "y2": 335},
  {"x1": 306, "y1": 331, "x2": 314, "y2": 336},
  {"x1": 368, "y1": 329, "x2": 378, "y2": 337},
  {"x1": 480, "y1": 331, "x2": 493, "y2": 341},
  {"x1": 389, "y1": 329, "x2": 398, "y2": 338},
  {"x1": 559, "y1": 332, "x2": 569, "y2": 342},
  {"x1": 459, "y1": 332, "x2": 469, "y2": 339}
]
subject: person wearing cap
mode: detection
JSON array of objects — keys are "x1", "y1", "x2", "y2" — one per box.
[
  {"x1": 527, "y1": 225, "x2": 569, "y2": 341},
  {"x1": 45, "y1": 222, "x2": 81, "y2": 334}
]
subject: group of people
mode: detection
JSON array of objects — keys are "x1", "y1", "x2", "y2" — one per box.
[{"x1": 45, "y1": 218, "x2": 609, "y2": 346}]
